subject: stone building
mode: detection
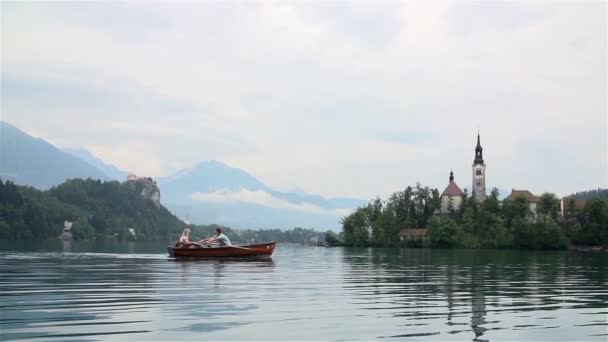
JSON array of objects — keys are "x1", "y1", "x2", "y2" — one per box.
[
  {"x1": 441, "y1": 171, "x2": 464, "y2": 213},
  {"x1": 472, "y1": 133, "x2": 487, "y2": 203}
]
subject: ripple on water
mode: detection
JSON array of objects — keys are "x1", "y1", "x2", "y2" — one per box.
[{"x1": 0, "y1": 246, "x2": 607, "y2": 341}]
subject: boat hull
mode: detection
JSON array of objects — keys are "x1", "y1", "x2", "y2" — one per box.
[{"x1": 167, "y1": 241, "x2": 276, "y2": 258}]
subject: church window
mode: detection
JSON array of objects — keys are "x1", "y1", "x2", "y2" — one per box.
[{"x1": 476, "y1": 169, "x2": 482, "y2": 176}]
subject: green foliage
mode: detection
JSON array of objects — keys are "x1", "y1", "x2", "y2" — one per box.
[
  {"x1": 570, "y1": 188, "x2": 608, "y2": 200},
  {"x1": 0, "y1": 178, "x2": 184, "y2": 241},
  {"x1": 428, "y1": 216, "x2": 458, "y2": 248},
  {"x1": 325, "y1": 230, "x2": 342, "y2": 247},
  {"x1": 226, "y1": 226, "x2": 325, "y2": 244},
  {"x1": 340, "y1": 184, "x2": 604, "y2": 250},
  {"x1": 341, "y1": 184, "x2": 439, "y2": 247},
  {"x1": 538, "y1": 193, "x2": 561, "y2": 221},
  {"x1": 571, "y1": 198, "x2": 608, "y2": 246}
]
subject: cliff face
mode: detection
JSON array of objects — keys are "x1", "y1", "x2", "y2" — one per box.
[{"x1": 126, "y1": 175, "x2": 161, "y2": 208}]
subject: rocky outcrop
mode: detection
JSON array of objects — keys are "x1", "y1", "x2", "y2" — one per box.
[{"x1": 126, "y1": 174, "x2": 161, "y2": 208}]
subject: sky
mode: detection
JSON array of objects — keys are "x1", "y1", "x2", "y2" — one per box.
[{"x1": 1, "y1": 1, "x2": 606, "y2": 200}]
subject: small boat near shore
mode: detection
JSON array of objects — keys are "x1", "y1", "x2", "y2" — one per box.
[{"x1": 167, "y1": 241, "x2": 276, "y2": 258}]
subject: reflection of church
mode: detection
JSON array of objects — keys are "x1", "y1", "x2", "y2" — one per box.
[{"x1": 440, "y1": 134, "x2": 487, "y2": 213}]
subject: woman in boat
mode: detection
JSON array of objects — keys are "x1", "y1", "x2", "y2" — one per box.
[
  {"x1": 175, "y1": 228, "x2": 197, "y2": 247},
  {"x1": 200, "y1": 228, "x2": 231, "y2": 246},
  {"x1": 179, "y1": 228, "x2": 192, "y2": 243}
]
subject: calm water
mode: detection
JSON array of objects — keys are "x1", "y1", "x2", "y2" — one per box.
[{"x1": 0, "y1": 241, "x2": 607, "y2": 341}]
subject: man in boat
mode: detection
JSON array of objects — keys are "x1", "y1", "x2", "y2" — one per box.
[{"x1": 200, "y1": 228, "x2": 231, "y2": 246}]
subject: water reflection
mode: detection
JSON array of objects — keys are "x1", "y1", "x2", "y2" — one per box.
[
  {"x1": 344, "y1": 248, "x2": 608, "y2": 341},
  {"x1": 61, "y1": 240, "x2": 71, "y2": 253},
  {"x1": 0, "y1": 253, "x2": 158, "y2": 340},
  {"x1": 0, "y1": 242, "x2": 606, "y2": 341}
]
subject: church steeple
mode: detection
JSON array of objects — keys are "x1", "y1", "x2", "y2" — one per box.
[
  {"x1": 474, "y1": 133, "x2": 484, "y2": 165},
  {"x1": 472, "y1": 132, "x2": 487, "y2": 203},
  {"x1": 449, "y1": 170, "x2": 454, "y2": 183}
]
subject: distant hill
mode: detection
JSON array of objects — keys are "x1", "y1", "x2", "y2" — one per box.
[
  {"x1": 158, "y1": 160, "x2": 367, "y2": 229},
  {"x1": 0, "y1": 178, "x2": 184, "y2": 240},
  {"x1": 0, "y1": 121, "x2": 108, "y2": 189},
  {"x1": 63, "y1": 148, "x2": 129, "y2": 181},
  {"x1": 568, "y1": 188, "x2": 608, "y2": 200},
  {"x1": 0, "y1": 122, "x2": 367, "y2": 230}
]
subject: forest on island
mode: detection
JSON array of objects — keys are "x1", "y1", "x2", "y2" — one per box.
[{"x1": 338, "y1": 184, "x2": 608, "y2": 250}]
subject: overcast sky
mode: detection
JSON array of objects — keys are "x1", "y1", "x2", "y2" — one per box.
[{"x1": 1, "y1": 1, "x2": 606, "y2": 199}]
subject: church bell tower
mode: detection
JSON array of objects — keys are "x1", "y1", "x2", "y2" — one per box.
[{"x1": 472, "y1": 133, "x2": 486, "y2": 203}]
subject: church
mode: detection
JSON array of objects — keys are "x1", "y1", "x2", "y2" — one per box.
[{"x1": 440, "y1": 134, "x2": 486, "y2": 213}]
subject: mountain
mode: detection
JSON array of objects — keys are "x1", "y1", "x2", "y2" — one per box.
[
  {"x1": 158, "y1": 160, "x2": 268, "y2": 201},
  {"x1": 0, "y1": 121, "x2": 366, "y2": 229},
  {"x1": 158, "y1": 160, "x2": 367, "y2": 229},
  {"x1": 0, "y1": 121, "x2": 109, "y2": 189},
  {"x1": 63, "y1": 147, "x2": 129, "y2": 181}
]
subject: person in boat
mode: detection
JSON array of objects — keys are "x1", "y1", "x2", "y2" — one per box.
[
  {"x1": 200, "y1": 228, "x2": 231, "y2": 246},
  {"x1": 175, "y1": 228, "x2": 196, "y2": 247},
  {"x1": 179, "y1": 228, "x2": 192, "y2": 243}
]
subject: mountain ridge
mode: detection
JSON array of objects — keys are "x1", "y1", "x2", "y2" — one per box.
[
  {"x1": 0, "y1": 121, "x2": 109, "y2": 189},
  {"x1": 0, "y1": 122, "x2": 366, "y2": 229}
]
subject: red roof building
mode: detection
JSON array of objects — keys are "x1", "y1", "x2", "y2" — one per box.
[
  {"x1": 442, "y1": 181, "x2": 465, "y2": 196},
  {"x1": 561, "y1": 197, "x2": 587, "y2": 216},
  {"x1": 440, "y1": 171, "x2": 464, "y2": 213},
  {"x1": 399, "y1": 228, "x2": 428, "y2": 240},
  {"x1": 504, "y1": 189, "x2": 540, "y2": 203},
  {"x1": 504, "y1": 189, "x2": 540, "y2": 215}
]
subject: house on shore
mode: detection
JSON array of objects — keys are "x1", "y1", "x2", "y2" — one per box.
[
  {"x1": 504, "y1": 189, "x2": 540, "y2": 214},
  {"x1": 58, "y1": 220, "x2": 73, "y2": 240},
  {"x1": 560, "y1": 197, "x2": 587, "y2": 216},
  {"x1": 399, "y1": 228, "x2": 429, "y2": 241}
]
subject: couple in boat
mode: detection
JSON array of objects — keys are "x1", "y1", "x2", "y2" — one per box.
[{"x1": 177, "y1": 227, "x2": 231, "y2": 248}]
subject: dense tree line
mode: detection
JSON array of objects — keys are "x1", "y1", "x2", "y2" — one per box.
[
  {"x1": 187, "y1": 225, "x2": 325, "y2": 245},
  {"x1": 0, "y1": 178, "x2": 184, "y2": 240},
  {"x1": 569, "y1": 188, "x2": 608, "y2": 200},
  {"x1": 340, "y1": 185, "x2": 608, "y2": 250},
  {"x1": 0, "y1": 178, "x2": 329, "y2": 243}
]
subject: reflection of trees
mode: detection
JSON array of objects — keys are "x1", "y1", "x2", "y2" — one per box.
[
  {"x1": 343, "y1": 248, "x2": 608, "y2": 340},
  {"x1": 0, "y1": 253, "x2": 159, "y2": 340}
]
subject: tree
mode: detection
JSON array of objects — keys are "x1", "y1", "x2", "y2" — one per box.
[
  {"x1": 428, "y1": 216, "x2": 458, "y2": 248},
  {"x1": 538, "y1": 193, "x2": 561, "y2": 221}
]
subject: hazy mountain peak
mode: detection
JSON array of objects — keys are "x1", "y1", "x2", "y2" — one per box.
[
  {"x1": 0, "y1": 121, "x2": 108, "y2": 189},
  {"x1": 63, "y1": 147, "x2": 129, "y2": 181}
]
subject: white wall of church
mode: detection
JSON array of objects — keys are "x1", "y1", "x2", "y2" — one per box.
[{"x1": 441, "y1": 195, "x2": 463, "y2": 213}]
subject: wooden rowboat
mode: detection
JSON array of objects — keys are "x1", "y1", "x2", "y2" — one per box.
[{"x1": 167, "y1": 241, "x2": 276, "y2": 258}]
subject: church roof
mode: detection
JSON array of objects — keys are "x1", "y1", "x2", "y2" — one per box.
[
  {"x1": 505, "y1": 190, "x2": 540, "y2": 203},
  {"x1": 441, "y1": 181, "x2": 464, "y2": 197}
]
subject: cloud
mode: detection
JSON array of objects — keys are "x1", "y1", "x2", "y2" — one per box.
[
  {"x1": 1, "y1": 1, "x2": 606, "y2": 198},
  {"x1": 191, "y1": 189, "x2": 352, "y2": 216}
]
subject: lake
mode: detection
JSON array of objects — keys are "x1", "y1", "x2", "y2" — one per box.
[{"x1": 0, "y1": 241, "x2": 606, "y2": 341}]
